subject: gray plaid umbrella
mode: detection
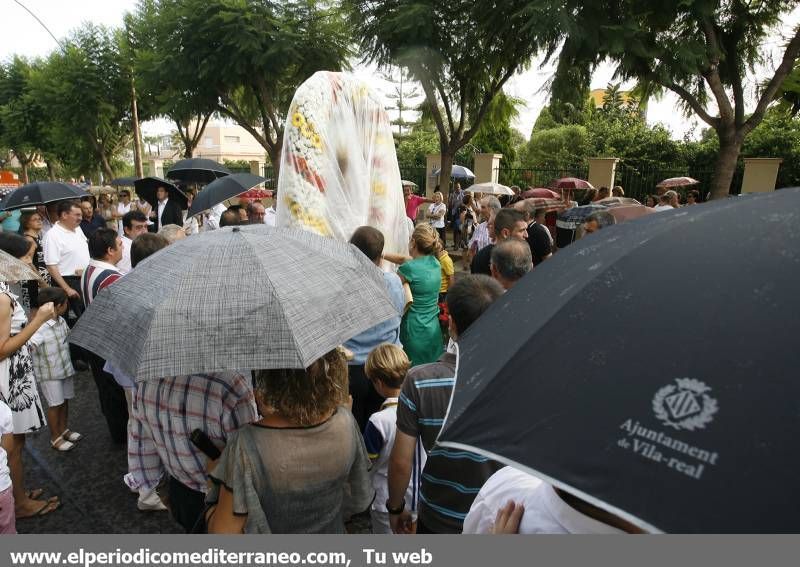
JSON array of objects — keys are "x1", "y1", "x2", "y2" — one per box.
[
  {"x1": 0, "y1": 250, "x2": 41, "y2": 282},
  {"x1": 68, "y1": 225, "x2": 397, "y2": 381}
]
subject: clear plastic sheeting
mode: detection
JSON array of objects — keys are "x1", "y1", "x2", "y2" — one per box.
[{"x1": 277, "y1": 71, "x2": 410, "y2": 256}]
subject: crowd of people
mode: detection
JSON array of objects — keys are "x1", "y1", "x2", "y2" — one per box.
[{"x1": 0, "y1": 173, "x2": 699, "y2": 536}]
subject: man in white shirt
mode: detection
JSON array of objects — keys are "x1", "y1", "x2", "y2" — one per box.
[
  {"x1": 118, "y1": 210, "x2": 149, "y2": 275},
  {"x1": 150, "y1": 186, "x2": 183, "y2": 231},
  {"x1": 113, "y1": 190, "x2": 133, "y2": 236},
  {"x1": 264, "y1": 191, "x2": 277, "y2": 227},
  {"x1": 43, "y1": 201, "x2": 90, "y2": 305},
  {"x1": 43, "y1": 200, "x2": 91, "y2": 369},
  {"x1": 466, "y1": 195, "x2": 501, "y2": 268}
]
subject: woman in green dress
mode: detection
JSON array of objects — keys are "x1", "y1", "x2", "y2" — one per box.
[{"x1": 384, "y1": 224, "x2": 443, "y2": 367}]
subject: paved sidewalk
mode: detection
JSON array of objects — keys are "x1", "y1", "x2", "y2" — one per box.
[{"x1": 18, "y1": 371, "x2": 180, "y2": 534}]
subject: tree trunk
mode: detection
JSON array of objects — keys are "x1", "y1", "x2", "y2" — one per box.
[
  {"x1": 182, "y1": 114, "x2": 211, "y2": 159},
  {"x1": 20, "y1": 161, "x2": 29, "y2": 185},
  {"x1": 46, "y1": 161, "x2": 55, "y2": 181},
  {"x1": 131, "y1": 80, "x2": 144, "y2": 178},
  {"x1": 709, "y1": 133, "x2": 742, "y2": 200},
  {"x1": 437, "y1": 151, "x2": 454, "y2": 198},
  {"x1": 99, "y1": 152, "x2": 115, "y2": 184},
  {"x1": 267, "y1": 143, "x2": 281, "y2": 186}
]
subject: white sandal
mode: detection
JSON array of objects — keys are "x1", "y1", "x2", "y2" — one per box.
[
  {"x1": 62, "y1": 429, "x2": 82, "y2": 442},
  {"x1": 50, "y1": 435, "x2": 75, "y2": 452}
]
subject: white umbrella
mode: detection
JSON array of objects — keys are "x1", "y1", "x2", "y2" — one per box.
[
  {"x1": 400, "y1": 180, "x2": 418, "y2": 187},
  {"x1": 464, "y1": 182, "x2": 514, "y2": 196},
  {"x1": 432, "y1": 165, "x2": 476, "y2": 179}
]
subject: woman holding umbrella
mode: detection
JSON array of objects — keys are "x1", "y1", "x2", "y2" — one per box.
[
  {"x1": 383, "y1": 224, "x2": 443, "y2": 367},
  {"x1": 205, "y1": 348, "x2": 373, "y2": 533},
  {"x1": 0, "y1": 233, "x2": 59, "y2": 519}
]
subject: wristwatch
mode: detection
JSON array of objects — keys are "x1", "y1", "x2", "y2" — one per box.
[{"x1": 386, "y1": 499, "x2": 405, "y2": 515}]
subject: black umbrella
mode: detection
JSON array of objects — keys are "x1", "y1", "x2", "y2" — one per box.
[
  {"x1": 133, "y1": 177, "x2": 188, "y2": 210},
  {"x1": 187, "y1": 173, "x2": 266, "y2": 217},
  {"x1": 166, "y1": 158, "x2": 231, "y2": 183},
  {"x1": 109, "y1": 176, "x2": 138, "y2": 187},
  {"x1": 0, "y1": 182, "x2": 88, "y2": 211},
  {"x1": 439, "y1": 189, "x2": 800, "y2": 533}
]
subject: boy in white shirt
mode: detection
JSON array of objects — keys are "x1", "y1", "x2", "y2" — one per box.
[
  {"x1": 29, "y1": 287, "x2": 81, "y2": 452},
  {"x1": 363, "y1": 344, "x2": 426, "y2": 534}
]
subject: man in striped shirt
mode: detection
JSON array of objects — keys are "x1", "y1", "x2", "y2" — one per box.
[
  {"x1": 81, "y1": 228, "x2": 123, "y2": 305},
  {"x1": 389, "y1": 275, "x2": 504, "y2": 534},
  {"x1": 79, "y1": 228, "x2": 127, "y2": 445}
]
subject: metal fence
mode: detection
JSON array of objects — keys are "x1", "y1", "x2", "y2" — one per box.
[
  {"x1": 398, "y1": 165, "x2": 427, "y2": 194},
  {"x1": 614, "y1": 162, "x2": 744, "y2": 203},
  {"x1": 494, "y1": 163, "x2": 745, "y2": 203},
  {"x1": 494, "y1": 166, "x2": 590, "y2": 190}
]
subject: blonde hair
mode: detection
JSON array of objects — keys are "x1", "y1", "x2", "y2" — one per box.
[
  {"x1": 411, "y1": 223, "x2": 438, "y2": 255},
  {"x1": 254, "y1": 348, "x2": 349, "y2": 426},
  {"x1": 365, "y1": 344, "x2": 410, "y2": 389}
]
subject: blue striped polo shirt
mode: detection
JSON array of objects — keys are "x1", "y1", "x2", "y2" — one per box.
[{"x1": 396, "y1": 353, "x2": 499, "y2": 533}]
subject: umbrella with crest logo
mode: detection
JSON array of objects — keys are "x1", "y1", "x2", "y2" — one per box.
[{"x1": 438, "y1": 188, "x2": 800, "y2": 533}]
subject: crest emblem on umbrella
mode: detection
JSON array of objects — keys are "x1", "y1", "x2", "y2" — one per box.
[{"x1": 652, "y1": 378, "x2": 718, "y2": 431}]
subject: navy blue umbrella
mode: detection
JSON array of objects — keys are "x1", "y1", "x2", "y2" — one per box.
[
  {"x1": 0, "y1": 182, "x2": 88, "y2": 211},
  {"x1": 109, "y1": 176, "x2": 138, "y2": 187},
  {"x1": 188, "y1": 173, "x2": 266, "y2": 217},
  {"x1": 134, "y1": 177, "x2": 188, "y2": 210},
  {"x1": 439, "y1": 189, "x2": 800, "y2": 533},
  {"x1": 166, "y1": 158, "x2": 231, "y2": 183}
]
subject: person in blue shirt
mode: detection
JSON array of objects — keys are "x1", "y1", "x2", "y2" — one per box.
[
  {"x1": 79, "y1": 200, "x2": 107, "y2": 238},
  {"x1": 0, "y1": 209, "x2": 21, "y2": 233},
  {"x1": 344, "y1": 226, "x2": 405, "y2": 431}
]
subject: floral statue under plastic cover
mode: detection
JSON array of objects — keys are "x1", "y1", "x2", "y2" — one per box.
[{"x1": 277, "y1": 72, "x2": 410, "y2": 256}]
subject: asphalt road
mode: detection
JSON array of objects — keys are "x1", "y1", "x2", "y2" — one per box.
[
  {"x1": 17, "y1": 370, "x2": 372, "y2": 534},
  {"x1": 18, "y1": 370, "x2": 181, "y2": 534}
]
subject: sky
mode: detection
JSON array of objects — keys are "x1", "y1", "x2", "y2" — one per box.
[{"x1": 3, "y1": 0, "x2": 799, "y2": 141}]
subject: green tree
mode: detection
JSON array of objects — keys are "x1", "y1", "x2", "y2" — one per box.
[
  {"x1": 587, "y1": 107, "x2": 680, "y2": 170},
  {"x1": 531, "y1": 106, "x2": 559, "y2": 133},
  {"x1": 152, "y1": 0, "x2": 352, "y2": 173},
  {"x1": 346, "y1": 0, "x2": 554, "y2": 188},
  {"x1": 471, "y1": 92, "x2": 523, "y2": 164},
  {"x1": 741, "y1": 109, "x2": 800, "y2": 188},
  {"x1": 31, "y1": 25, "x2": 132, "y2": 180},
  {"x1": 395, "y1": 125, "x2": 439, "y2": 165},
  {"x1": 0, "y1": 57, "x2": 42, "y2": 183},
  {"x1": 382, "y1": 66, "x2": 422, "y2": 137},
  {"x1": 126, "y1": 0, "x2": 216, "y2": 159},
  {"x1": 524, "y1": 124, "x2": 590, "y2": 167},
  {"x1": 775, "y1": 60, "x2": 800, "y2": 116},
  {"x1": 541, "y1": 0, "x2": 800, "y2": 199}
]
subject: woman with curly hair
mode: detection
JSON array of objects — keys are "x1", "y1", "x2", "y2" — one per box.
[{"x1": 205, "y1": 348, "x2": 373, "y2": 534}]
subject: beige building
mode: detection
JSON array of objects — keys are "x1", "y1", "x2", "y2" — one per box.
[{"x1": 193, "y1": 122, "x2": 267, "y2": 163}]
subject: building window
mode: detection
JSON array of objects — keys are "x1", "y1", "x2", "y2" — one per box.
[
  {"x1": 224, "y1": 136, "x2": 240, "y2": 144},
  {"x1": 204, "y1": 137, "x2": 213, "y2": 147}
]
